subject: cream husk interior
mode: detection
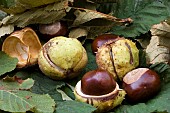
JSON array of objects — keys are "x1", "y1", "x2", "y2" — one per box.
[
  {"x1": 74, "y1": 80, "x2": 126, "y2": 113},
  {"x1": 75, "y1": 81, "x2": 119, "y2": 98},
  {"x1": 2, "y1": 27, "x2": 42, "y2": 68}
]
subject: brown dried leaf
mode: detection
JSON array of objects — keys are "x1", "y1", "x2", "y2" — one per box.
[
  {"x1": 144, "y1": 21, "x2": 170, "y2": 64},
  {"x1": 86, "y1": 26, "x2": 112, "y2": 39},
  {"x1": 72, "y1": 8, "x2": 132, "y2": 27},
  {"x1": 69, "y1": 28, "x2": 88, "y2": 44},
  {"x1": 0, "y1": 0, "x2": 62, "y2": 14},
  {"x1": 146, "y1": 36, "x2": 170, "y2": 64},
  {"x1": 69, "y1": 8, "x2": 132, "y2": 40},
  {"x1": 2, "y1": 1, "x2": 69, "y2": 27},
  {"x1": 0, "y1": 24, "x2": 14, "y2": 37},
  {"x1": 166, "y1": 18, "x2": 170, "y2": 25},
  {"x1": 69, "y1": 28, "x2": 88, "y2": 39},
  {"x1": 151, "y1": 21, "x2": 170, "y2": 37}
]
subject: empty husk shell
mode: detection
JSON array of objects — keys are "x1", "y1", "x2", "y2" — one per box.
[{"x1": 2, "y1": 27, "x2": 42, "y2": 68}]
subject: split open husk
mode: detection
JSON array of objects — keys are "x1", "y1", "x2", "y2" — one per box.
[
  {"x1": 38, "y1": 36, "x2": 88, "y2": 80},
  {"x1": 96, "y1": 39, "x2": 139, "y2": 81},
  {"x1": 74, "y1": 81, "x2": 126, "y2": 113},
  {"x1": 2, "y1": 27, "x2": 42, "y2": 68}
]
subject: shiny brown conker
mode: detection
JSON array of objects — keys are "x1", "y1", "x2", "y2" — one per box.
[
  {"x1": 39, "y1": 21, "x2": 68, "y2": 39},
  {"x1": 81, "y1": 69, "x2": 116, "y2": 96},
  {"x1": 91, "y1": 34, "x2": 120, "y2": 53},
  {"x1": 122, "y1": 68, "x2": 161, "y2": 103}
]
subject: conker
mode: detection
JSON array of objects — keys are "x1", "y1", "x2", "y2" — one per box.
[
  {"x1": 122, "y1": 68, "x2": 161, "y2": 103},
  {"x1": 39, "y1": 21, "x2": 68, "y2": 39},
  {"x1": 81, "y1": 69, "x2": 116, "y2": 96},
  {"x1": 91, "y1": 34, "x2": 120, "y2": 53}
]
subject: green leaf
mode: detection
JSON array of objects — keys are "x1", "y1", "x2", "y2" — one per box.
[
  {"x1": 138, "y1": 49, "x2": 148, "y2": 68},
  {"x1": 150, "y1": 63, "x2": 170, "y2": 74},
  {"x1": 0, "y1": 90, "x2": 34, "y2": 112},
  {"x1": 58, "y1": 84, "x2": 75, "y2": 100},
  {"x1": 0, "y1": 90, "x2": 56, "y2": 113},
  {"x1": 2, "y1": 0, "x2": 68, "y2": 27},
  {"x1": 0, "y1": 0, "x2": 62, "y2": 14},
  {"x1": 0, "y1": 0, "x2": 14, "y2": 8},
  {"x1": 162, "y1": 0, "x2": 170, "y2": 16},
  {"x1": 15, "y1": 91, "x2": 56, "y2": 113},
  {"x1": 56, "y1": 100, "x2": 96, "y2": 113},
  {"x1": 0, "y1": 51, "x2": 18, "y2": 76},
  {"x1": 111, "y1": 1, "x2": 169, "y2": 37},
  {"x1": 16, "y1": 70, "x2": 65, "y2": 102},
  {"x1": 0, "y1": 77, "x2": 34, "y2": 90},
  {"x1": 20, "y1": 78, "x2": 34, "y2": 89},
  {"x1": 97, "y1": 3, "x2": 117, "y2": 14},
  {"x1": 150, "y1": 63, "x2": 170, "y2": 83},
  {"x1": 56, "y1": 89, "x2": 72, "y2": 101},
  {"x1": 84, "y1": 40, "x2": 98, "y2": 72},
  {"x1": 113, "y1": 104, "x2": 152, "y2": 113}
]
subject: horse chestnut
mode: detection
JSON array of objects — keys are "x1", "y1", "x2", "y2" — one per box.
[
  {"x1": 38, "y1": 36, "x2": 88, "y2": 80},
  {"x1": 74, "y1": 69, "x2": 126, "y2": 112},
  {"x1": 96, "y1": 38, "x2": 139, "y2": 81},
  {"x1": 39, "y1": 21, "x2": 68, "y2": 39},
  {"x1": 122, "y1": 68, "x2": 161, "y2": 103},
  {"x1": 91, "y1": 34, "x2": 121, "y2": 53},
  {"x1": 81, "y1": 69, "x2": 116, "y2": 96}
]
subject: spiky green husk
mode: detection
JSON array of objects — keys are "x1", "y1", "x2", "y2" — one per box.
[
  {"x1": 74, "y1": 81, "x2": 126, "y2": 113},
  {"x1": 96, "y1": 39, "x2": 139, "y2": 81},
  {"x1": 38, "y1": 36, "x2": 88, "y2": 80}
]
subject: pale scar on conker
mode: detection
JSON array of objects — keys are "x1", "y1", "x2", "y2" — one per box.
[{"x1": 122, "y1": 68, "x2": 161, "y2": 103}]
